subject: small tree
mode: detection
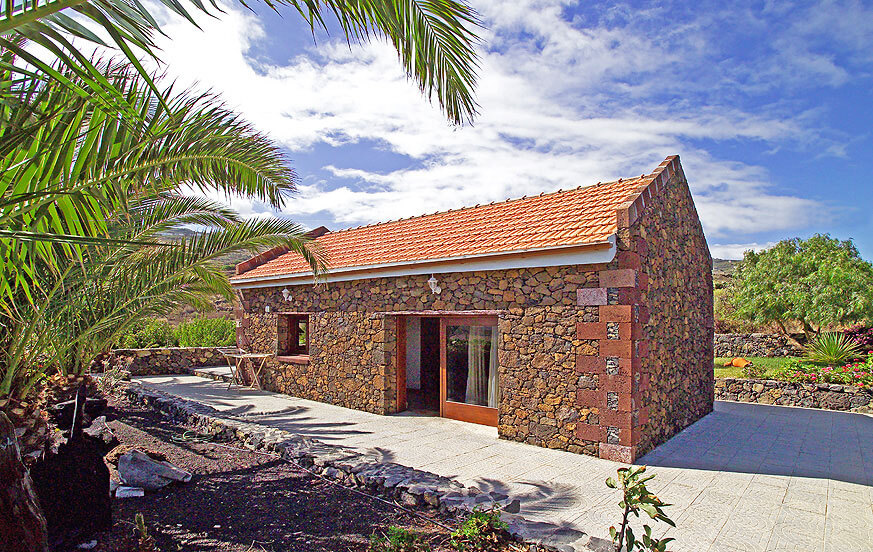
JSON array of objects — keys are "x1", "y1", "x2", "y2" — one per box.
[{"x1": 725, "y1": 235, "x2": 873, "y2": 341}]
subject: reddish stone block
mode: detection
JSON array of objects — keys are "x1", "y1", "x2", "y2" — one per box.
[
  {"x1": 636, "y1": 340, "x2": 650, "y2": 358},
  {"x1": 599, "y1": 269, "x2": 636, "y2": 288},
  {"x1": 600, "y1": 410, "x2": 633, "y2": 430},
  {"x1": 638, "y1": 373, "x2": 650, "y2": 393},
  {"x1": 617, "y1": 251, "x2": 641, "y2": 270},
  {"x1": 576, "y1": 354, "x2": 603, "y2": 374},
  {"x1": 576, "y1": 389, "x2": 601, "y2": 408},
  {"x1": 577, "y1": 287, "x2": 607, "y2": 306},
  {"x1": 618, "y1": 393, "x2": 634, "y2": 411},
  {"x1": 599, "y1": 443, "x2": 636, "y2": 463},
  {"x1": 636, "y1": 306, "x2": 650, "y2": 325},
  {"x1": 600, "y1": 374, "x2": 632, "y2": 392},
  {"x1": 577, "y1": 322, "x2": 605, "y2": 340},
  {"x1": 614, "y1": 288, "x2": 638, "y2": 306},
  {"x1": 599, "y1": 305, "x2": 633, "y2": 322},
  {"x1": 635, "y1": 237, "x2": 648, "y2": 257},
  {"x1": 631, "y1": 323, "x2": 646, "y2": 340},
  {"x1": 638, "y1": 272, "x2": 649, "y2": 292},
  {"x1": 575, "y1": 422, "x2": 601, "y2": 442},
  {"x1": 637, "y1": 406, "x2": 649, "y2": 426},
  {"x1": 600, "y1": 339, "x2": 633, "y2": 358}
]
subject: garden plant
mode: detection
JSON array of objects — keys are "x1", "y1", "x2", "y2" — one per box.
[{"x1": 607, "y1": 466, "x2": 675, "y2": 552}]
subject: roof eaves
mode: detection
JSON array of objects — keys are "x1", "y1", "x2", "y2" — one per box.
[{"x1": 230, "y1": 237, "x2": 615, "y2": 286}]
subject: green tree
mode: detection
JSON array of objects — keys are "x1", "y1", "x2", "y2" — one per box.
[{"x1": 725, "y1": 235, "x2": 873, "y2": 341}]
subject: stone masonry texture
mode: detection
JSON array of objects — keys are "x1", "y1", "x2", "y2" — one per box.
[
  {"x1": 713, "y1": 333, "x2": 802, "y2": 358},
  {"x1": 235, "y1": 156, "x2": 713, "y2": 462},
  {"x1": 109, "y1": 347, "x2": 225, "y2": 376},
  {"x1": 715, "y1": 378, "x2": 873, "y2": 411}
]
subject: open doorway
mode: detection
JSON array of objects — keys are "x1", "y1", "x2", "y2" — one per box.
[{"x1": 403, "y1": 317, "x2": 440, "y2": 414}]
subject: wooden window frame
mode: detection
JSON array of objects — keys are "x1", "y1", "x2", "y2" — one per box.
[{"x1": 278, "y1": 314, "x2": 310, "y2": 356}]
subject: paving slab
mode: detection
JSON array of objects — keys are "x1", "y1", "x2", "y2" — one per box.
[{"x1": 134, "y1": 373, "x2": 873, "y2": 552}]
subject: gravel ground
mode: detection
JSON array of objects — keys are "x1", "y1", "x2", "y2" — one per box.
[{"x1": 81, "y1": 395, "x2": 465, "y2": 552}]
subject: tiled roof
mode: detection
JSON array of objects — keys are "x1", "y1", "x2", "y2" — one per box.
[{"x1": 233, "y1": 156, "x2": 676, "y2": 281}]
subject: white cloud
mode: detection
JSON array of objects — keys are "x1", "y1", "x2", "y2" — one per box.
[
  {"x1": 709, "y1": 242, "x2": 776, "y2": 260},
  {"x1": 131, "y1": 0, "x2": 855, "y2": 237}
]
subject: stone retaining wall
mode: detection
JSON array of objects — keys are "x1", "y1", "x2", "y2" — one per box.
[
  {"x1": 715, "y1": 378, "x2": 873, "y2": 411},
  {"x1": 108, "y1": 347, "x2": 225, "y2": 376},
  {"x1": 714, "y1": 333, "x2": 801, "y2": 358}
]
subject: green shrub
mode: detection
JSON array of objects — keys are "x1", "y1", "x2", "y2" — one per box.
[
  {"x1": 804, "y1": 332, "x2": 863, "y2": 365},
  {"x1": 449, "y1": 508, "x2": 509, "y2": 551},
  {"x1": 741, "y1": 363, "x2": 766, "y2": 379},
  {"x1": 368, "y1": 526, "x2": 430, "y2": 552},
  {"x1": 120, "y1": 319, "x2": 178, "y2": 348},
  {"x1": 176, "y1": 318, "x2": 236, "y2": 347}
]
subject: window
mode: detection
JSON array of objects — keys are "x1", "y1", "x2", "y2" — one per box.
[{"x1": 278, "y1": 314, "x2": 309, "y2": 356}]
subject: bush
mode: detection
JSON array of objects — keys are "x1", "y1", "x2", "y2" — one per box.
[
  {"x1": 449, "y1": 508, "x2": 509, "y2": 551},
  {"x1": 775, "y1": 356, "x2": 873, "y2": 388},
  {"x1": 120, "y1": 319, "x2": 178, "y2": 348},
  {"x1": 804, "y1": 332, "x2": 863, "y2": 365},
  {"x1": 176, "y1": 318, "x2": 236, "y2": 347},
  {"x1": 742, "y1": 363, "x2": 766, "y2": 379},
  {"x1": 843, "y1": 324, "x2": 873, "y2": 353}
]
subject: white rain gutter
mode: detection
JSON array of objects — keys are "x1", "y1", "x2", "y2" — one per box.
[{"x1": 230, "y1": 234, "x2": 617, "y2": 289}]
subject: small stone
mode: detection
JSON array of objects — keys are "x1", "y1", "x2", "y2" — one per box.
[{"x1": 115, "y1": 486, "x2": 145, "y2": 498}]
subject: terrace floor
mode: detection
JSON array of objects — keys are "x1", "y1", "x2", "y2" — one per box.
[{"x1": 133, "y1": 371, "x2": 873, "y2": 552}]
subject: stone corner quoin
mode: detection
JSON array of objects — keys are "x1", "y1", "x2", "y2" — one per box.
[{"x1": 233, "y1": 157, "x2": 714, "y2": 463}]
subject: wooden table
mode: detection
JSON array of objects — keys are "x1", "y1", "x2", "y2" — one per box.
[{"x1": 225, "y1": 353, "x2": 272, "y2": 390}]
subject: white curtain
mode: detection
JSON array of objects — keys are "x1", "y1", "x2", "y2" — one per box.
[
  {"x1": 487, "y1": 327, "x2": 499, "y2": 408},
  {"x1": 464, "y1": 325, "x2": 499, "y2": 408},
  {"x1": 465, "y1": 326, "x2": 487, "y2": 405}
]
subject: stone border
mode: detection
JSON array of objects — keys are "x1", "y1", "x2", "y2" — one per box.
[
  {"x1": 713, "y1": 333, "x2": 801, "y2": 358},
  {"x1": 121, "y1": 382, "x2": 612, "y2": 552},
  {"x1": 715, "y1": 378, "x2": 873, "y2": 412},
  {"x1": 108, "y1": 348, "x2": 225, "y2": 376}
]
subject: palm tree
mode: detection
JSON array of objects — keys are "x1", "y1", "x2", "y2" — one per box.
[
  {"x1": 1, "y1": 0, "x2": 481, "y2": 310},
  {"x1": 0, "y1": 0, "x2": 480, "y2": 124},
  {"x1": 0, "y1": 60, "x2": 327, "y2": 399}
]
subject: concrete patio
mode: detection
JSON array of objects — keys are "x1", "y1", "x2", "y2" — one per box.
[{"x1": 133, "y1": 371, "x2": 873, "y2": 552}]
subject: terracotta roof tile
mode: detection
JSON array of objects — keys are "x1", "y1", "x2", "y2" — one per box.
[{"x1": 232, "y1": 161, "x2": 668, "y2": 281}]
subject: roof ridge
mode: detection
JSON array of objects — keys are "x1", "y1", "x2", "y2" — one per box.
[{"x1": 328, "y1": 175, "x2": 644, "y2": 236}]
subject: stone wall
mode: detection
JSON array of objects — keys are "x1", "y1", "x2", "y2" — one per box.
[
  {"x1": 235, "y1": 266, "x2": 598, "y2": 456},
  {"x1": 108, "y1": 347, "x2": 225, "y2": 376},
  {"x1": 235, "y1": 156, "x2": 713, "y2": 462},
  {"x1": 574, "y1": 156, "x2": 714, "y2": 462},
  {"x1": 714, "y1": 333, "x2": 801, "y2": 358},
  {"x1": 715, "y1": 378, "x2": 873, "y2": 411}
]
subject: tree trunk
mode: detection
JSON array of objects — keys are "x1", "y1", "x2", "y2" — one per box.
[
  {"x1": 0, "y1": 412, "x2": 48, "y2": 552},
  {"x1": 775, "y1": 320, "x2": 805, "y2": 350}
]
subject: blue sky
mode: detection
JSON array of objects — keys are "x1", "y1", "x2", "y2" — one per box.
[{"x1": 145, "y1": 0, "x2": 873, "y2": 259}]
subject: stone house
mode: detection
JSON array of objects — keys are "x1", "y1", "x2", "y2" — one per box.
[{"x1": 230, "y1": 155, "x2": 713, "y2": 462}]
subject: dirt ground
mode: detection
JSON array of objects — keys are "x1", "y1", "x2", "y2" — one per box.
[{"x1": 81, "y1": 396, "x2": 464, "y2": 552}]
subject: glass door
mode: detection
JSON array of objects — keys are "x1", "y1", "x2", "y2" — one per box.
[{"x1": 440, "y1": 316, "x2": 499, "y2": 426}]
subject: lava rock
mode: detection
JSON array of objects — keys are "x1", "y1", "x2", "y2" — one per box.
[{"x1": 117, "y1": 449, "x2": 192, "y2": 490}]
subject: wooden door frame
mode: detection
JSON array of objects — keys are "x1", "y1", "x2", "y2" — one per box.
[
  {"x1": 395, "y1": 315, "x2": 407, "y2": 412},
  {"x1": 439, "y1": 315, "x2": 499, "y2": 427}
]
